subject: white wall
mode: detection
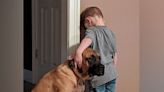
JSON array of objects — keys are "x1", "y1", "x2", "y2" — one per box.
[
  {"x1": 0, "y1": 0, "x2": 23, "y2": 92},
  {"x1": 140, "y1": 0, "x2": 164, "y2": 92}
]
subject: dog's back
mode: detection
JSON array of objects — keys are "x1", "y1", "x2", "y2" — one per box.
[{"x1": 32, "y1": 61, "x2": 79, "y2": 92}]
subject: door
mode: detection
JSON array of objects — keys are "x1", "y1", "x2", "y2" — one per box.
[
  {"x1": 32, "y1": 0, "x2": 80, "y2": 83},
  {"x1": 32, "y1": 0, "x2": 66, "y2": 83}
]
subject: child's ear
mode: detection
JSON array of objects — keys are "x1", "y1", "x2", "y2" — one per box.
[
  {"x1": 88, "y1": 18, "x2": 92, "y2": 25},
  {"x1": 86, "y1": 17, "x2": 92, "y2": 25}
]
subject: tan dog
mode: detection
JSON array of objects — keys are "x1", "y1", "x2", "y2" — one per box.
[{"x1": 32, "y1": 48, "x2": 104, "y2": 92}]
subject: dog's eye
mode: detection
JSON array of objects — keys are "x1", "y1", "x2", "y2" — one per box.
[
  {"x1": 91, "y1": 55, "x2": 96, "y2": 61},
  {"x1": 99, "y1": 56, "x2": 101, "y2": 61},
  {"x1": 87, "y1": 55, "x2": 96, "y2": 65}
]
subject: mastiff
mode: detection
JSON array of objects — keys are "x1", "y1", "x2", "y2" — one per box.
[{"x1": 32, "y1": 48, "x2": 104, "y2": 92}]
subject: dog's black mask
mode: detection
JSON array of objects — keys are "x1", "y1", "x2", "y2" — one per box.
[
  {"x1": 89, "y1": 64, "x2": 104, "y2": 77},
  {"x1": 87, "y1": 55, "x2": 104, "y2": 77}
]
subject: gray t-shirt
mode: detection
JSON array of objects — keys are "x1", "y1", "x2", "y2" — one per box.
[{"x1": 85, "y1": 26, "x2": 118, "y2": 88}]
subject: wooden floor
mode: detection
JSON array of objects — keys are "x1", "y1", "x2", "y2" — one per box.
[{"x1": 24, "y1": 81, "x2": 34, "y2": 92}]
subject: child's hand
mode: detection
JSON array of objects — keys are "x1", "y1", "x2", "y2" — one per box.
[
  {"x1": 74, "y1": 53, "x2": 82, "y2": 68},
  {"x1": 113, "y1": 52, "x2": 118, "y2": 67}
]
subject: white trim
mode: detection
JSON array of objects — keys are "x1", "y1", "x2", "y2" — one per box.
[{"x1": 67, "y1": 0, "x2": 80, "y2": 55}]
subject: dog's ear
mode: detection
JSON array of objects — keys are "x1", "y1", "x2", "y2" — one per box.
[{"x1": 86, "y1": 55, "x2": 96, "y2": 66}]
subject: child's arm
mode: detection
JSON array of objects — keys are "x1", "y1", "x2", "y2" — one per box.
[
  {"x1": 75, "y1": 38, "x2": 92, "y2": 68},
  {"x1": 113, "y1": 52, "x2": 118, "y2": 66}
]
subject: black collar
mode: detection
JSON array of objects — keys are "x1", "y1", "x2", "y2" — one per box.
[
  {"x1": 68, "y1": 59, "x2": 75, "y2": 69},
  {"x1": 68, "y1": 59, "x2": 83, "y2": 74},
  {"x1": 67, "y1": 59, "x2": 85, "y2": 85}
]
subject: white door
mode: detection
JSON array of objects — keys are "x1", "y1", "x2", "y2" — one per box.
[
  {"x1": 32, "y1": 0, "x2": 80, "y2": 83},
  {"x1": 32, "y1": 0, "x2": 66, "y2": 83}
]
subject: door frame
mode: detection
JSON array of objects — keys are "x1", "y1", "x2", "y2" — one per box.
[
  {"x1": 29, "y1": 0, "x2": 80, "y2": 84},
  {"x1": 67, "y1": 0, "x2": 80, "y2": 55}
]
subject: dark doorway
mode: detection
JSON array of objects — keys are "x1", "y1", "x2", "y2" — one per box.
[
  {"x1": 24, "y1": 0, "x2": 34, "y2": 91},
  {"x1": 24, "y1": 0, "x2": 32, "y2": 71}
]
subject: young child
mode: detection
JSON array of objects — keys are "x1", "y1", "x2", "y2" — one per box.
[{"x1": 74, "y1": 7, "x2": 118, "y2": 92}]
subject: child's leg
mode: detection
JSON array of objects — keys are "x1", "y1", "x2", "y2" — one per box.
[
  {"x1": 88, "y1": 79, "x2": 116, "y2": 92},
  {"x1": 105, "y1": 79, "x2": 116, "y2": 92},
  {"x1": 95, "y1": 84, "x2": 106, "y2": 92}
]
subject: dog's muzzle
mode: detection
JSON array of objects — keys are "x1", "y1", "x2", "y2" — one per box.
[{"x1": 88, "y1": 63, "x2": 104, "y2": 77}]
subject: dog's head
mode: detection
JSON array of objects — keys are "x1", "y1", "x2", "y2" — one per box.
[{"x1": 81, "y1": 48, "x2": 104, "y2": 77}]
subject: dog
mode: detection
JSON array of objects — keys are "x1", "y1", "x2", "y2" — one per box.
[{"x1": 32, "y1": 48, "x2": 104, "y2": 92}]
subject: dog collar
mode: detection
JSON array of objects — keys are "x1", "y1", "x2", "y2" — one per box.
[
  {"x1": 68, "y1": 59, "x2": 83, "y2": 73},
  {"x1": 67, "y1": 59, "x2": 84, "y2": 79},
  {"x1": 68, "y1": 59, "x2": 76, "y2": 69}
]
